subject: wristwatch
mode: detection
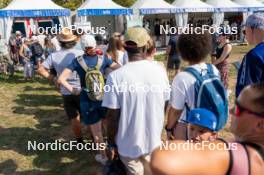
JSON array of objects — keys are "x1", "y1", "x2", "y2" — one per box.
[{"x1": 165, "y1": 125, "x2": 174, "y2": 133}]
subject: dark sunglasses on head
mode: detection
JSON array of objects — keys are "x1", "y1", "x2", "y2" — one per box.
[{"x1": 235, "y1": 100, "x2": 264, "y2": 118}]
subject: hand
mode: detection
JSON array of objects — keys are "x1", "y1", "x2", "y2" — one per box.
[
  {"x1": 167, "y1": 131, "x2": 175, "y2": 140},
  {"x1": 72, "y1": 88, "x2": 81, "y2": 96},
  {"x1": 106, "y1": 147, "x2": 118, "y2": 161}
]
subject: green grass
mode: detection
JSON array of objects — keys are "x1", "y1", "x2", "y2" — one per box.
[
  {"x1": 0, "y1": 73, "x2": 102, "y2": 175},
  {"x1": 0, "y1": 45, "x2": 252, "y2": 174}
]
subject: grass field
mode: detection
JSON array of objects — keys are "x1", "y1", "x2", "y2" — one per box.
[{"x1": 0, "y1": 45, "x2": 252, "y2": 175}]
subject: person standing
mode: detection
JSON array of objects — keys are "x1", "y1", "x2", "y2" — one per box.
[
  {"x1": 236, "y1": 13, "x2": 264, "y2": 97},
  {"x1": 37, "y1": 28, "x2": 84, "y2": 143},
  {"x1": 103, "y1": 27, "x2": 170, "y2": 175},
  {"x1": 15, "y1": 31, "x2": 24, "y2": 65},
  {"x1": 213, "y1": 32, "x2": 232, "y2": 91},
  {"x1": 20, "y1": 39, "x2": 34, "y2": 80},
  {"x1": 166, "y1": 33, "x2": 180, "y2": 77},
  {"x1": 30, "y1": 36, "x2": 44, "y2": 68},
  {"x1": 0, "y1": 34, "x2": 13, "y2": 76}
]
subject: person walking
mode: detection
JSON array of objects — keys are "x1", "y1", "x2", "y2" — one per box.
[
  {"x1": 103, "y1": 27, "x2": 170, "y2": 175},
  {"x1": 58, "y1": 34, "x2": 110, "y2": 165},
  {"x1": 37, "y1": 28, "x2": 84, "y2": 144}
]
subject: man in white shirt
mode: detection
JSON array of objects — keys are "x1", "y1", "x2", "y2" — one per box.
[
  {"x1": 166, "y1": 31, "x2": 221, "y2": 140},
  {"x1": 102, "y1": 27, "x2": 170, "y2": 175}
]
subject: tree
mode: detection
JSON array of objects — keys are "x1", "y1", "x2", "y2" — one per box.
[
  {"x1": 0, "y1": 0, "x2": 12, "y2": 8},
  {"x1": 113, "y1": 0, "x2": 136, "y2": 7}
]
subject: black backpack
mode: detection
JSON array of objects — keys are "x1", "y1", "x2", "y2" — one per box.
[{"x1": 31, "y1": 43, "x2": 44, "y2": 57}]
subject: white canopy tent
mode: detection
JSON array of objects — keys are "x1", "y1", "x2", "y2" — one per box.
[
  {"x1": 0, "y1": 0, "x2": 70, "y2": 41},
  {"x1": 130, "y1": 0, "x2": 176, "y2": 46},
  {"x1": 130, "y1": 0, "x2": 176, "y2": 27},
  {"x1": 205, "y1": 0, "x2": 246, "y2": 26},
  {"x1": 131, "y1": 0, "x2": 176, "y2": 15},
  {"x1": 77, "y1": 0, "x2": 132, "y2": 34},
  {"x1": 234, "y1": 0, "x2": 264, "y2": 23},
  {"x1": 172, "y1": 0, "x2": 215, "y2": 27}
]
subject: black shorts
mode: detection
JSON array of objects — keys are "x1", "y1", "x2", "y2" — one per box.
[
  {"x1": 63, "y1": 95, "x2": 80, "y2": 120},
  {"x1": 167, "y1": 55, "x2": 181, "y2": 70}
]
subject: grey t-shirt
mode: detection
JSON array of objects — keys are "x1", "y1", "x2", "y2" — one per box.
[{"x1": 42, "y1": 48, "x2": 83, "y2": 95}]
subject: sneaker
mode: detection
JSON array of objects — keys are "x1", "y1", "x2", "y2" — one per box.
[{"x1": 95, "y1": 154, "x2": 108, "y2": 165}]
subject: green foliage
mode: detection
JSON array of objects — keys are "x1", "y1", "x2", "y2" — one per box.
[
  {"x1": 52, "y1": 0, "x2": 83, "y2": 10},
  {"x1": 0, "y1": 0, "x2": 12, "y2": 8},
  {"x1": 113, "y1": 0, "x2": 136, "y2": 7},
  {"x1": 0, "y1": 0, "x2": 141, "y2": 10}
]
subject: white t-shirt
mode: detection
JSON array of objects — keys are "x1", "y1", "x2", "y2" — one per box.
[
  {"x1": 102, "y1": 60, "x2": 170, "y2": 159},
  {"x1": 169, "y1": 63, "x2": 220, "y2": 122},
  {"x1": 37, "y1": 34, "x2": 46, "y2": 47}
]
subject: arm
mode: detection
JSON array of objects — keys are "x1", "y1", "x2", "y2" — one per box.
[
  {"x1": 166, "y1": 45, "x2": 171, "y2": 56},
  {"x1": 37, "y1": 64, "x2": 54, "y2": 81},
  {"x1": 57, "y1": 68, "x2": 75, "y2": 94},
  {"x1": 166, "y1": 106, "x2": 183, "y2": 140},
  {"x1": 151, "y1": 141, "x2": 230, "y2": 175},
  {"x1": 106, "y1": 109, "x2": 120, "y2": 145},
  {"x1": 213, "y1": 44, "x2": 232, "y2": 65},
  {"x1": 19, "y1": 45, "x2": 27, "y2": 60}
]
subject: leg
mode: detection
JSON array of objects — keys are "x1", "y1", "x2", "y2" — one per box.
[
  {"x1": 90, "y1": 120, "x2": 105, "y2": 157},
  {"x1": 63, "y1": 95, "x2": 83, "y2": 141},
  {"x1": 70, "y1": 115, "x2": 82, "y2": 142},
  {"x1": 90, "y1": 120, "x2": 108, "y2": 165}
]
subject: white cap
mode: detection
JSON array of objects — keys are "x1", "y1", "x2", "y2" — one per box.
[
  {"x1": 16, "y1": 31, "x2": 22, "y2": 35},
  {"x1": 80, "y1": 34, "x2": 96, "y2": 50}
]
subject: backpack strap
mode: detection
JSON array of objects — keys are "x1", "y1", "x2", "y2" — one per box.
[
  {"x1": 184, "y1": 67, "x2": 203, "y2": 83},
  {"x1": 77, "y1": 55, "x2": 89, "y2": 72},
  {"x1": 95, "y1": 55, "x2": 103, "y2": 70},
  {"x1": 206, "y1": 63, "x2": 214, "y2": 74}
]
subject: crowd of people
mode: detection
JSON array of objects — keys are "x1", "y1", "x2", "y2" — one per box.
[
  {"x1": 0, "y1": 12, "x2": 263, "y2": 175},
  {"x1": 0, "y1": 30, "x2": 59, "y2": 80}
]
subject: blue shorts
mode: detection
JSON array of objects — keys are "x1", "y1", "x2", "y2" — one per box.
[{"x1": 80, "y1": 91, "x2": 106, "y2": 125}]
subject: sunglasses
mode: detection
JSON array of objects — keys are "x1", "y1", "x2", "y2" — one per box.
[{"x1": 235, "y1": 100, "x2": 264, "y2": 118}]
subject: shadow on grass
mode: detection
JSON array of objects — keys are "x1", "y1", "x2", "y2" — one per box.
[
  {"x1": 14, "y1": 94, "x2": 62, "y2": 107},
  {"x1": 0, "y1": 80, "x2": 102, "y2": 174}
]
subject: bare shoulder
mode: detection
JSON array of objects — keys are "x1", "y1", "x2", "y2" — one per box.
[
  {"x1": 247, "y1": 146, "x2": 264, "y2": 175},
  {"x1": 151, "y1": 140, "x2": 230, "y2": 175}
]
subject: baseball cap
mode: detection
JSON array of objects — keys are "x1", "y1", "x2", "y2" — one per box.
[
  {"x1": 80, "y1": 34, "x2": 96, "y2": 50},
  {"x1": 245, "y1": 13, "x2": 264, "y2": 30},
  {"x1": 15, "y1": 31, "x2": 22, "y2": 35},
  {"x1": 185, "y1": 108, "x2": 218, "y2": 131},
  {"x1": 124, "y1": 27, "x2": 150, "y2": 48}
]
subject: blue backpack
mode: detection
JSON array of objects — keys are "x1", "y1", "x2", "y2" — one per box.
[{"x1": 185, "y1": 64, "x2": 228, "y2": 131}]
